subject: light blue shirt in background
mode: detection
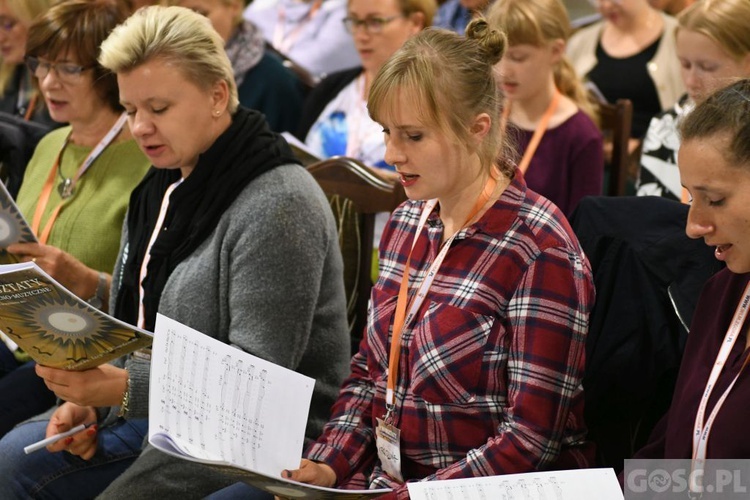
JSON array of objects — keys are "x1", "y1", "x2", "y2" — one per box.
[{"x1": 244, "y1": 0, "x2": 360, "y2": 78}]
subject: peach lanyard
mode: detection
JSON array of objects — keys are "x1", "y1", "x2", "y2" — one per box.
[
  {"x1": 137, "y1": 179, "x2": 183, "y2": 330},
  {"x1": 500, "y1": 89, "x2": 560, "y2": 174},
  {"x1": 273, "y1": 0, "x2": 323, "y2": 55},
  {"x1": 690, "y1": 282, "x2": 750, "y2": 490},
  {"x1": 30, "y1": 113, "x2": 128, "y2": 245},
  {"x1": 383, "y1": 174, "x2": 497, "y2": 422}
]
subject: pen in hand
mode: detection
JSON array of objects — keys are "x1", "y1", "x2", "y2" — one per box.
[{"x1": 23, "y1": 422, "x2": 95, "y2": 455}]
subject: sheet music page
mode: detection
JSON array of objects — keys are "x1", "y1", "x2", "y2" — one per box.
[
  {"x1": 149, "y1": 313, "x2": 315, "y2": 477},
  {"x1": 407, "y1": 468, "x2": 624, "y2": 500}
]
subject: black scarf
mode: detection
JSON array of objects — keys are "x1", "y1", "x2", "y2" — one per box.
[{"x1": 114, "y1": 107, "x2": 299, "y2": 332}]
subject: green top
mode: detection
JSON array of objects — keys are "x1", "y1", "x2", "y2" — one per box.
[{"x1": 16, "y1": 126, "x2": 151, "y2": 273}]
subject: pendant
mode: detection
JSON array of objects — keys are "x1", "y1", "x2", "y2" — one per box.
[{"x1": 58, "y1": 178, "x2": 74, "y2": 199}]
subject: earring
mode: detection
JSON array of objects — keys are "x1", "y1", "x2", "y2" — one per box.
[{"x1": 214, "y1": 110, "x2": 221, "y2": 116}]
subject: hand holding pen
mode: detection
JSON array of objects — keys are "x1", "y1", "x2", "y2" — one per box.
[
  {"x1": 36, "y1": 402, "x2": 100, "y2": 459},
  {"x1": 24, "y1": 422, "x2": 96, "y2": 454}
]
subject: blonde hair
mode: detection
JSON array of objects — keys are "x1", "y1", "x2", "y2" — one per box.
[
  {"x1": 369, "y1": 20, "x2": 512, "y2": 177},
  {"x1": 346, "y1": 0, "x2": 438, "y2": 27},
  {"x1": 677, "y1": 0, "x2": 750, "y2": 61},
  {"x1": 99, "y1": 5, "x2": 239, "y2": 112},
  {"x1": 680, "y1": 78, "x2": 750, "y2": 167},
  {"x1": 396, "y1": 0, "x2": 438, "y2": 27},
  {"x1": 0, "y1": 0, "x2": 54, "y2": 97},
  {"x1": 487, "y1": 0, "x2": 597, "y2": 122}
]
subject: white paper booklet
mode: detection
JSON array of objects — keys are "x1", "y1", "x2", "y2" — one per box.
[
  {"x1": 149, "y1": 314, "x2": 389, "y2": 499},
  {"x1": 149, "y1": 313, "x2": 315, "y2": 475},
  {"x1": 407, "y1": 468, "x2": 624, "y2": 500},
  {"x1": 0, "y1": 180, "x2": 36, "y2": 256}
]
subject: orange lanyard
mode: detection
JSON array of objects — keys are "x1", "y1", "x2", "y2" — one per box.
[
  {"x1": 23, "y1": 94, "x2": 38, "y2": 121},
  {"x1": 500, "y1": 89, "x2": 560, "y2": 174},
  {"x1": 273, "y1": 0, "x2": 323, "y2": 54},
  {"x1": 384, "y1": 174, "x2": 497, "y2": 421},
  {"x1": 30, "y1": 113, "x2": 127, "y2": 245}
]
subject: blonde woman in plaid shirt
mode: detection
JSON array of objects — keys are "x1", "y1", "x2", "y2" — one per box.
[{"x1": 277, "y1": 19, "x2": 596, "y2": 500}]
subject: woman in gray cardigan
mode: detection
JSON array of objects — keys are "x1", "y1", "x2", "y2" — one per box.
[{"x1": 0, "y1": 5, "x2": 350, "y2": 499}]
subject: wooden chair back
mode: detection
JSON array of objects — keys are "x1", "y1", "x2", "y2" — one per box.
[
  {"x1": 596, "y1": 98, "x2": 633, "y2": 197},
  {"x1": 264, "y1": 42, "x2": 319, "y2": 96},
  {"x1": 307, "y1": 157, "x2": 406, "y2": 353}
]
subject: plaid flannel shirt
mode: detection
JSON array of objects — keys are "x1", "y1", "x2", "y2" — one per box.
[{"x1": 306, "y1": 172, "x2": 595, "y2": 499}]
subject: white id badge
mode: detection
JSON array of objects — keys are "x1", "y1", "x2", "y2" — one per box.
[{"x1": 376, "y1": 417, "x2": 403, "y2": 483}]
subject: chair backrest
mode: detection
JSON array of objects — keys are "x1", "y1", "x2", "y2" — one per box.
[
  {"x1": 264, "y1": 42, "x2": 319, "y2": 96},
  {"x1": 596, "y1": 98, "x2": 633, "y2": 197},
  {"x1": 307, "y1": 156, "x2": 406, "y2": 353},
  {"x1": 569, "y1": 195, "x2": 723, "y2": 473},
  {"x1": 0, "y1": 112, "x2": 54, "y2": 198}
]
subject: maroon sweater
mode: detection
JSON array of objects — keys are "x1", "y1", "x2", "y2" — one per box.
[
  {"x1": 635, "y1": 268, "x2": 750, "y2": 459},
  {"x1": 509, "y1": 110, "x2": 603, "y2": 218}
]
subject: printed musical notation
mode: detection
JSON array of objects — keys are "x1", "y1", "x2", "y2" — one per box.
[
  {"x1": 149, "y1": 313, "x2": 315, "y2": 476},
  {"x1": 407, "y1": 468, "x2": 624, "y2": 500}
]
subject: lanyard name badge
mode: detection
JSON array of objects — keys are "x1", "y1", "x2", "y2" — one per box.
[
  {"x1": 273, "y1": 0, "x2": 323, "y2": 55},
  {"x1": 376, "y1": 175, "x2": 497, "y2": 483},
  {"x1": 690, "y1": 282, "x2": 750, "y2": 493},
  {"x1": 500, "y1": 89, "x2": 560, "y2": 174},
  {"x1": 30, "y1": 113, "x2": 128, "y2": 245}
]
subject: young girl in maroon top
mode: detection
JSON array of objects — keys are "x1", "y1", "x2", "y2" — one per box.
[{"x1": 488, "y1": 0, "x2": 603, "y2": 217}]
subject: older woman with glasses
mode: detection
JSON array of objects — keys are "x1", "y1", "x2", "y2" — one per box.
[
  {"x1": 567, "y1": 0, "x2": 685, "y2": 138},
  {"x1": 0, "y1": 5, "x2": 350, "y2": 498},
  {"x1": 0, "y1": 0, "x2": 55, "y2": 124},
  {"x1": 295, "y1": 0, "x2": 435, "y2": 267},
  {"x1": 0, "y1": 0, "x2": 150, "y2": 440},
  {"x1": 296, "y1": 0, "x2": 436, "y2": 174}
]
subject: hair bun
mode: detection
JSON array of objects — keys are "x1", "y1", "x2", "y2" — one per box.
[{"x1": 465, "y1": 18, "x2": 507, "y2": 64}]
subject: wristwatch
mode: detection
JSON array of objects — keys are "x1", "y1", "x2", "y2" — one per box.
[{"x1": 87, "y1": 272, "x2": 107, "y2": 309}]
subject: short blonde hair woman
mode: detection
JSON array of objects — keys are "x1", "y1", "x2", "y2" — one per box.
[{"x1": 0, "y1": 5, "x2": 350, "y2": 499}]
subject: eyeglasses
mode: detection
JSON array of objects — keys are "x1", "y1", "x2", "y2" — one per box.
[
  {"x1": 342, "y1": 16, "x2": 401, "y2": 34},
  {"x1": 0, "y1": 16, "x2": 18, "y2": 31},
  {"x1": 25, "y1": 56, "x2": 94, "y2": 84}
]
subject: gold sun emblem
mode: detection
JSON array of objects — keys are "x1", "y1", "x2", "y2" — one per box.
[{"x1": 1, "y1": 290, "x2": 143, "y2": 369}]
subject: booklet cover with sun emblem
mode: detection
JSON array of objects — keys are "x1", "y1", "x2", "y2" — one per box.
[
  {"x1": 0, "y1": 261, "x2": 152, "y2": 370},
  {"x1": 0, "y1": 180, "x2": 36, "y2": 264}
]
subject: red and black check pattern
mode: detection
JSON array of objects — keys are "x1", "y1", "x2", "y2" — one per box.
[{"x1": 307, "y1": 172, "x2": 595, "y2": 499}]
